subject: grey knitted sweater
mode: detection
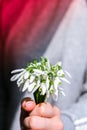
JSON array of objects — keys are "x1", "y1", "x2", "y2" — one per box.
[{"x1": 2, "y1": 0, "x2": 87, "y2": 129}]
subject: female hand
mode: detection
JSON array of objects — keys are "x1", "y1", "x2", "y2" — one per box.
[{"x1": 20, "y1": 97, "x2": 64, "y2": 130}]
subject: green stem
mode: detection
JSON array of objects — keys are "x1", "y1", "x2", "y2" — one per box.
[{"x1": 34, "y1": 88, "x2": 46, "y2": 104}]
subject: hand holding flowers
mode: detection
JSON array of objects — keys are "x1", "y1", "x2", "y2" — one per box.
[
  {"x1": 11, "y1": 57, "x2": 71, "y2": 130},
  {"x1": 20, "y1": 97, "x2": 64, "y2": 130}
]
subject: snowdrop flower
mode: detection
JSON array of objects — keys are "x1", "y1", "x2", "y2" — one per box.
[
  {"x1": 22, "y1": 79, "x2": 30, "y2": 92},
  {"x1": 40, "y1": 83, "x2": 47, "y2": 95},
  {"x1": 11, "y1": 69, "x2": 26, "y2": 81},
  {"x1": 17, "y1": 76, "x2": 24, "y2": 87},
  {"x1": 29, "y1": 75, "x2": 35, "y2": 83},
  {"x1": 52, "y1": 89, "x2": 59, "y2": 101},
  {"x1": 46, "y1": 59, "x2": 51, "y2": 69},
  {"x1": 46, "y1": 76, "x2": 49, "y2": 90},
  {"x1": 28, "y1": 82, "x2": 36, "y2": 92},
  {"x1": 33, "y1": 69, "x2": 46, "y2": 76},
  {"x1": 23, "y1": 71, "x2": 30, "y2": 80},
  {"x1": 32, "y1": 78, "x2": 40, "y2": 93},
  {"x1": 65, "y1": 70, "x2": 72, "y2": 78},
  {"x1": 54, "y1": 77, "x2": 62, "y2": 90},
  {"x1": 11, "y1": 68, "x2": 25, "y2": 74},
  {"x1": 60, "y1": 77, "x2": 71, "y2": 84},
  {"x1": 57, "y1": 69, "x2": 65, "y2": 77},
  {"x1": 10, "y1": 57, "x2": 71, "y2": 104}
]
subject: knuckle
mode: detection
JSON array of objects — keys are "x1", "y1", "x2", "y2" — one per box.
[
  {"x1": 39, "y1": 107, "x2": 45, "y2": 116},
  {"x1": 54, "y1": 106, "x2": 61, "y2": 116},
  {"x1": 39, "y1": 103, "x2": 46, "y2": 116}
]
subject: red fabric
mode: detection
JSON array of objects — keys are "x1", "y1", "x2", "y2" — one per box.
[
  {"x1": 1, "y1": 0, "x2": 46, "y2": 38},
  {"x1": 1, "y1": 0, "x2": 27, "y2": 37}
]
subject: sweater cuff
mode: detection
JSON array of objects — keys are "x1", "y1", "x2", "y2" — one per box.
[{"x1": 61, "y1": 114, "x2": 75, "y2": 130}]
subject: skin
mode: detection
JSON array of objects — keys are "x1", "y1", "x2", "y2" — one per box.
[{"x1": 20, "y1": 97, "x2": 64, "y2": 130}]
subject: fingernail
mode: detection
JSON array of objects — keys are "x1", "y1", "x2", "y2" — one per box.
[
  {"x1": 23, "y1": 101, "x2": 33, "y2": 108},
  {"x1": 21, "y1": 97, "x2": 33, "y2": 104},
  {"x1": 26, "y1": 101, "x2": 33, "y2": 107}
]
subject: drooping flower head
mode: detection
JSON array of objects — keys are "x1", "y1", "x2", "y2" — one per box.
[{"x1": 11, "y1": 57, "x2": 71, "y2": 104}]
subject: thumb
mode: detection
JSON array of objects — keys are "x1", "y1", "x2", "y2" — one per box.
[{"x1": 20, "y1": 97, "x2": 36, "y2": 130}]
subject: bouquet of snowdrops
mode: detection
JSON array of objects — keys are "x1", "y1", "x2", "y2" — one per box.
[{"x1": 11, "y1": 57, "x2": 70, "y2": 104}]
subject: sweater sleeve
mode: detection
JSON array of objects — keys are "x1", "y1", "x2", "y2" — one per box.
[
  {"x1": 59, "y1": 37, "x2": 87, "y2": 130},
  {"x1": 61, "y1": 91, "x2": 87, "y2": 130},
  {"x1": 61, "y1": 114, "x2": 75, "y2": 130},
  {"x1": 54, "y1": 45, "x2": 87, "y2": 130},
  {"x1": 57, "y1": 1, "x2": 87, "y2": 129}
]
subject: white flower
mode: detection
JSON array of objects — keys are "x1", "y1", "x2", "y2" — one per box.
[
  {"x1": 22, "y1": 79, "x2": 30, "y2": 92},
  {"x1": 52, "y1": 89, "x2": 59, "y2": 101},
  {"x1": 17, "y1": 75, "x2": 24, "y2": 87},
  {"x1": 57, "y1": 61, "x2": 62, "y2": 66},
  {"x1": 60, "y1": 77, "x2": 71, "y2": 84},
  {"x1": 54, "y1": 77, "x2": 61, "y2": 90},
  {"x1": 28, "y1": 82, "x2": 36, "y2": 92},
  {"x1": 23, "y1": 71, "x2": 30, "y2": 80},
  {"x1": 10, "y1": 57, "x2": 71, "y2": 103},
  {"x1": 32, "y1": 78, "x2": 40, "y2": 93},
  {"x1": 57, "y1": 70, "x2": 64, "y2": 77},
  {"x1": 40, "y1": 83, "x2": 47, "y2": 95},
  {"x1": 46, "y1": 76, "x2": 49, "y2": 90},
  {"x1": 65, "y1": 70, "x2": 72, "y2": 78},
  {"x1": 46, "y1": 90, "x2": 50, "y2": 99},
  {"x1": 33, "y1": 69, "x2": 46, "y2": 75},
  {"x1": 10, "y1": 69, "x2": 26, "y2": 81},
  {"x1": 29, "y1": 75, "x2": 35, "y2": 83},
  {"x1": 11, "y1": 68, "x2": 25, "y2": 74},
  {"x1": 46, "y1": 59, "x2": 51, "y2": 69}
]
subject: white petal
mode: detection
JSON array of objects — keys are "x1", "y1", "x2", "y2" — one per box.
[
  {"x1": 54, "y1": 77, "x2": 62, "y2": 90},
  {"x1": 60, "y1": 91, "x2": 65, "y2": 96},
  {"x1": 59, "y1": 87, "x2": 64, "y2": 91},
  {"x1": 37, "y1": 78, "x2": 40, "y2": 87},
  {"x1": 57, "y1": 70, "x2": 64, "y2": 77},
  {"x1": 46, "y1": 91, "x2": 50, "y2": 98},
  {"x1": 49, "y1": 85, "x2": 54, "y2": 94},
  {"x1": 10, "y1": 70, "x2": 26, "y2": 81},
  {"x1": 29, "y1": 75, "x2": 35, "y2": 83},
  {"x1": 32, "y1": 79, "x2": 40, "y2": 93},
  {"x1": 57, "y1": 78, "x2": 62, "y2": 85},
  {"x1": 46, "y1": 60, "x2": 50, "y2": 69},
  {"x1": 17, "y1": 79, "x2": 24, "y2": 87},
  {"x1": 60, "y1": 77, "x2": 71, "y2": 84},
  {"x1": 37, "y1": 62, "x2": 41, "y2": 65},
  {"x1": 10, "y1": 73, "x2": 21, "y2": 81},
  {"x1": 33, "y1": 72, "x2": 41, "y2": 76},
  {"x1": 23, "y1": 71, "x2": 30, "y2": 79},
  {"x1": 52, "y1": 90, "x2": 58, "y2": 101},
  {"x1": 22, "y1": 80, "x2": 30, "y2": 92},
  {"x1": 17, "y1": 77, "x2": 24, "y2": 87},
  {"x1": 46, "y1": 77, "x2": 49, "y2": 90},
  {"x1": 58, "y1": 61, "x2": 62, "y2": 66},
  {"x1": 28, "y1": 82, "x2": 36, "y2": 92},
  {"x1": 33, "y1": 69, "x2": 44, "y2": 75},
  {"x1": 54, "y1": 78, "x2": 58, "y2": 90},
  {"x1": 65, "y1": 70, "x2": 72, "y2": 78},
  {"x1": 40, "y1": 83, "x2": 46, "y2": 95},
  {"x1": 11, "y1": 68, "x2": 25, "y2": 74}
]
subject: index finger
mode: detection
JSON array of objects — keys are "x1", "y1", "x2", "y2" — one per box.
[{"x1": 30, "y1": 102, "x2": 61, "y2": 118}]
